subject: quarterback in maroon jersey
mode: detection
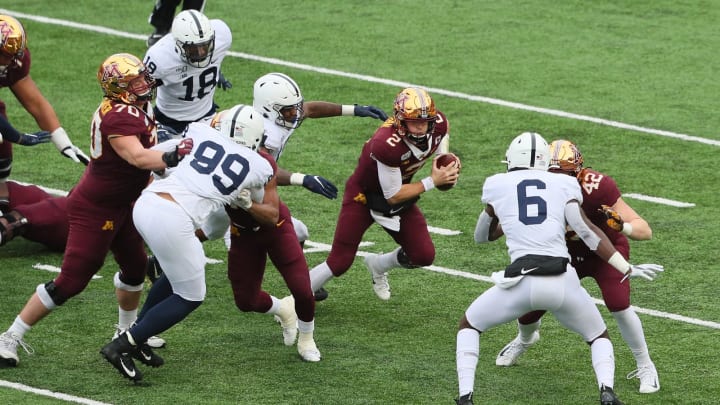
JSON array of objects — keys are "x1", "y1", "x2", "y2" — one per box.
[
  {"x1": 308, "y1": 87, "x2": 460, "y2": 301},
  {"x1": 0, "y1": 14, "x2": 89, "y2": 187},
  {"x1": 495, "y1": 139, "x2": 661, "y2": 394},
  {"x1": 0, "y1": 53, "x2": 192, "y2": 368}
]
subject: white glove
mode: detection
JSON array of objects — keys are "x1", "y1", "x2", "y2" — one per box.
[
  {"x1": 231, "y1": 189, "x2": 253, "y2": 210},
  {"x1": 628, "y1": 263, "x2": 664, "y2": 281},
  {"x1": 51, "y1": 127, "x2": 90, "y2": 165}
]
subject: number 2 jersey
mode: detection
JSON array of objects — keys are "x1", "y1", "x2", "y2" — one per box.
[
  {"x1": 145, "y1": 122, "x2": 273, "y2": 228},
  {"x1": 143, "y1": 20, "x2": 232, "y2": 122},
  {"x1": 481, "y1": 169, "x2": 583, "y2": 263}
]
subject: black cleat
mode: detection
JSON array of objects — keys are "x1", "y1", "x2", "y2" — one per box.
[
  {"x1": 146, "y1": 29, "x2": 168, "y2": 47},
  {"x1": 100, "y1": 333, "x2": 143, "y2": 382},
  {"x1": 600, "y1": 384, "x2": 624, "y2": 405},
  {"x1": 314, "y1": 287, "x2": 329, "y2": 302},
  {"x1": 455, "y1": 392, "x2": 474, "y2": 405},
  {"x1": 133, "y1": 342, "x2": 164, "y2": 367}
]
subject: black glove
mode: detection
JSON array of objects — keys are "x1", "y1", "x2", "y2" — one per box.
[
  {"x1": 354, "y1": 104, "x2": 388, "y2": 120},
  {"x1": 17, "y1": 131, "x2": 52, "y2": 146},
  {"x1": 218, "y1": 71, "x2": 232, "y2": 91},
  {"x1": 302, "y1": 175, "x2": 338, "y2": 199}
]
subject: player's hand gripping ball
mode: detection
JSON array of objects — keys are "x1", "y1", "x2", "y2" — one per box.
[{"x1": 434, "y1": 153, "x2": 461, "y2": 191}]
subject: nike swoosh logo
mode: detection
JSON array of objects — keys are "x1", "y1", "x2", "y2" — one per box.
[
  {"x1": 520, "y1": 267, "x2": 539, "y2": 275},
  {"x1": 120, "y1": 357, "x2": 136, "y2": 378},
  {"x1": 276, "y1": 219, "x2": 286, "y2": 227},
  {"x1": 139, "y1": 351, "x2": 152, "y2": 362}
]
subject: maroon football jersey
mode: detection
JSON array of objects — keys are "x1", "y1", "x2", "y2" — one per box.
[
  {"x1": 567, "y1": 168, "x2": 629, "y2": 257},
  {"x1": 0, "y1": 48, "x2": 30, "y2": 87},
  {"x1": 73, "y1": 99, "x2": 157, "y2": 206},
  {"x1": 348, "y1": 111, "x2": 449, "y2": 194}
]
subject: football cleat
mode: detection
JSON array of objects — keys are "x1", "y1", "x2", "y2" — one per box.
[
  {"x1": 314, "y1": 287, "x2": 329, "y2": 302},
  {"x1": 627, "y1": 364, "x2": 660, "y2": 393},
  {"x1": 600, "y1": 384, "x2": 624, "y2": 405},
  {"x1": 100, "y1": 333, "x2": 143, "y2": 382},
  {"x1": 0, "y1": 331, "x2": 33, "y2": 367},
  {"x1": 276, "y1": 296, "x2": 298, "y2": 346},
  {"x1": 365, "y1": 255, "x2": 391, "y2": 300},
  {"x1": 114, "y1": 325, "x2": 166, "y2": 349},
  {"x1": 495, "y1": 331, "x2": 539, "y2": 366},
  {"x1": 455, "y1": 392, "x2": 474, "y2": 405},
  {"x1": 297, "y1": 331, "x2": 321, "y2": 362},
  {"x1": 134, "y1": 342, "x2": 164, "y2": 368},
  {"x1": 146, "y1": 29, "x2": 168, "y2": 47}
]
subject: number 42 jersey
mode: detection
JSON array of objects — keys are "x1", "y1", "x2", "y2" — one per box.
[
  {"x1": 481, "y1": 170, "x2": 583, "y2": 263},
  {"x1": 145, "y1": 122, "x2": 273, "y2": 228}
]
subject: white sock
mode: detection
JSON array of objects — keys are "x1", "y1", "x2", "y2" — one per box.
[
  {"x1": 375, "y1": 247, "x2": 401, "y2": 272},
  {"x1": 298, "y1": 319, "x2": 314, "y2": 334},
  {"x1": 612, "y1": 308, "x2": 652, "y2": 367},
  {"x1": 456, "y1": 328, "x2": 480, "y2": 397},
  {"x1": 8, "y1": 316, "x2": 31, "y2": 339},
  {"x1": 118, "y1": 308, "x2": 138, "y2": 330},
  {"x1": 518, "y1": 320, "x2": 541, "y2": 343},
  {"x1": 309, "y1": 262, "x2": 334, "y2": 291},
  {"x1": 591, "y1": 337, "x2": 615, "y2": 389},
  {"x1": 266, "y1": 296, "x2": 281, "y2": 315}
]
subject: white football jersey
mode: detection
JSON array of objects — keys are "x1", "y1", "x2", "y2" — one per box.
[
  {"x1": 145, "y1": 122, "x2": 273, "y2": 227},
  {"x1": 261, "y1": 116, "x2": 294, "y2": 162},
  {"x1": 481, "y1": 170, "x2": 583, "y2": 262},
  {"x1": 143, "y1": 20, "x2": 232, "y2": 122}
]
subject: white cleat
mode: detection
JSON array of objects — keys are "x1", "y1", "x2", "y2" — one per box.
[
  {"x1": 276, "y1": 296, "x2": 298, "y2": 346},
  {"x1": 113, "y1": 325, "x2": 166, "y2": 348},
  {"x1": 365, "y1": 255, "x2": 390, "y2": 300},
  {"x1": 0, "y1": 331, "x2": 33, "y2": 367},
  {"x1": 627, "y1": 364, "x2": 660, "y2": 393},
  {"x1": 297, "y1": 332, "x2": 321, "y2": 362},
  {"x1": 495, "y1": 331, "x2": 539, "y2": 366}
]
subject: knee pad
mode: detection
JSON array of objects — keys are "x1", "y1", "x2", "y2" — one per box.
[
  {"x1": 114, "y1": 272, "x2": 145, "y2": 292},
  {"x1": 0, "y1": 210, "x2": 28, "y2": 246},
  {"x1": 36, "y1": 281, "x2": 66, "y2": 309}
]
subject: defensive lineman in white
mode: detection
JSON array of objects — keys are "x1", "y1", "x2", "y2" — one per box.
[
  {"x1": 143, "y1": 9, "x2": 232, "y2": 140},
  {"x1": 454, "y1": 132, "x2": 663, "y2": 405},
  {"x1": 100, "y1": 106, "x2": 273, "y2": 382}
]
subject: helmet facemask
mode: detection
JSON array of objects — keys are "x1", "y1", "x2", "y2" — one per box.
[
  {"x1": 177, "y1": 37, "x2": 215, "y2": 68},
  {"x1": 273, "y1": 102, "x2": 305, "y2": 129}
]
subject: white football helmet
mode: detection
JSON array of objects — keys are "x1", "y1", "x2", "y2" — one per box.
[
  {"x1": 253, "y1": 73, "x2": 305, "y2": 129},
  {"x1": 171, "y1": 10, "x2": 215, "y2": 68},
  {"x1": 503, "y1": 132, "x2": 550, "y2": 171},
  {"x1": 217, "y1": 104, "x2": 265, "y2": 151}
]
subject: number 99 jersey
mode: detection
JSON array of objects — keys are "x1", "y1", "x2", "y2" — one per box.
[{"x1": 145, "y1": 122, "x2": 273, "y2": 227}]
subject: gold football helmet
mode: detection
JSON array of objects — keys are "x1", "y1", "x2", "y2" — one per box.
[
  {"x1": 97, "y1": 53, "x2": 156, "y2": 105},
  {"x1": 0, "y1": 15, "x2": 27, "y2": 69},
  {"x1": 393, "y1": 87, "x2": 437, "y2": 149},
  {"x1": 549, "y1": 139, "x2": 584, "y2": 174}
]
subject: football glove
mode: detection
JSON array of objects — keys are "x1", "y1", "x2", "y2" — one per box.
[
  {"x1": 162, "y1": 138, "x2": 194, "y2": 167},
  {"x1": 628, "y1": 263, "x2": 664, "y2": 281},
  {"x1": 17, "y1": 131, "x2": 51, "y2": 146},
  {"x1": 231, "y1": 189, "x2": 253, "y2": 210},
  {"x1": 599, "y1": 204, "x2": 624, "y2": 232},
  {"x1": 51, "y1": 128, "x2": 90, "y2": 165},
  {"x1": 218, "y1": 71, "x2": 232, "y2": 91},
  {"x1": 303, "y1": 175, "x2": 338, "y2": 199},
  {"x1": 354, "y1": 104, "x2": 388, "y2": 121}
]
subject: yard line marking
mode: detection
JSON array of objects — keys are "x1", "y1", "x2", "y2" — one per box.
[
  {"x1": 0, "y1": 380, "x2": 112, "y2": 405},
  {"x1": 304, "y1": 241, "x2": 720, "y2": 330},
  {"x1": 623, "y1": 193, "x2": 695, "y2": 208},
  {"x1": 2, "y1": 8, "x2": 718, "y2": 148},
  {"x1": 33, "y1": 264, "x2": 101, "y2": 279}
]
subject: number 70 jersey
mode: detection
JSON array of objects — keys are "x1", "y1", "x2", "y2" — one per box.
[
  {"x1": 481, "y1": 170, "x2": 583, "y2": 262},
  {"x1": 145, "y1": 122, "x2": 273, "y2": 227}
]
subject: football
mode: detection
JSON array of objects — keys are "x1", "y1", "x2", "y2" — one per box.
[{"x1": 434, "y1": 153, "x2": 461, "y2": 191}]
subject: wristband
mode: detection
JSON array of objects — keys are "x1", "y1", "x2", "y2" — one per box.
[
  {"x1": 421, "y1": 176, "x2": 435, "y2": 192},
  {"x1": 341, "y1": 105, "x2": 355, "y2": 116},
  {"x1": 290, "y1": 172, "x2": 306, "y2": 186},
  {"x1": 608, "y1": 251, "x2": 631, "y2": 275},
  {"x1": 621, "y1": 222, "x2": 633, "y2": 236}
]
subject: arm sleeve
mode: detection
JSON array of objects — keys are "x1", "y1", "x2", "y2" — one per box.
[
  {"x1": 565, "y1": 201, "x2": 601, "y2": 250},
  {"x1": 0, "y1": 115, "x2": 23, "y2": 143},
  {"x1": 377, "y1": 160, "x2": 403, "y2": 199},
  {"x1": 474, "y1": 210, "x2": 494, "y2": 243}
]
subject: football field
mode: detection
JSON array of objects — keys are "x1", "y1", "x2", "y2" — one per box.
[{"x1": 1, "y1": 1, "x2": 719, "y2": 404}]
